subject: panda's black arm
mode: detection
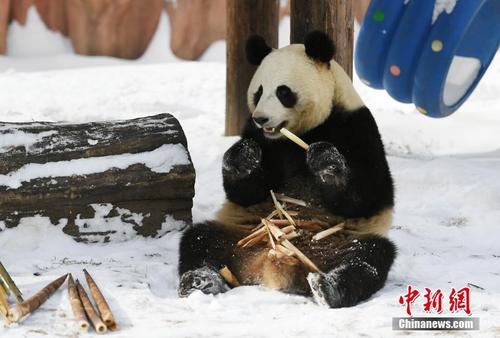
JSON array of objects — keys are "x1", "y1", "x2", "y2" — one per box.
[
  {"x1": 222, "y1": 163, "x2": 273, "y2": 206},
  {"x1": 221, "y1": 135, "x2": 274, "y2": 207},
  {"x1": 307, "y1": 107, "x2": 394, "y2": 218}
]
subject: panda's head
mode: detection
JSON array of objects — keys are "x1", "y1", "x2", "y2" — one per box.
[{"x1": 246, "y1": 31, "x2": 339, "y2": 139}]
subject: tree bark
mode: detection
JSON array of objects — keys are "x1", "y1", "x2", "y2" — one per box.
[
  {"x1": 290, "y1": 0, "x2": 353, "y2": 79},
  {"x1": 0, "y1": 114, "x2": 195, "y2": 242},
  {"x1": 0, "y1": 0, "x2": 9, "y2": 54},
  {"x1": 65, "y1": 0, "x2": 163, "y2": 59},
  {"x1": 8, "y1": 0, "x2": 32, "y2": 25},
  {"x1": 225, "y1": 0, "x2": 279, "y2": 136}
]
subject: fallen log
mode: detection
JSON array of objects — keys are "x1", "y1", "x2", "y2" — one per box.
[{"x1": 0, "y1": 114, "x2": 195, "y2": 242}]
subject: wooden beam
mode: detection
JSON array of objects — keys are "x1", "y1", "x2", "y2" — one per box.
[
  {"x1": 290, "y1": 0, "x2": 353, "y2": 79},
  {"x1": 225, "y1": 0, "x2": 279, "y2": 136}
]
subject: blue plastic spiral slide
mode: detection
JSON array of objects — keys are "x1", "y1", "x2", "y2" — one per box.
[{"x1": 355, "y1": 0, "x2": 500, "y2": 117}]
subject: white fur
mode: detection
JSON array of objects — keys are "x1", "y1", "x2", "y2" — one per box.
[{"x1": 247, "y1": 44, "x2": 364, "y2": 137}]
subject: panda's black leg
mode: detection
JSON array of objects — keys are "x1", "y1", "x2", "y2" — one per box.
[
  {"x1": 307, "y1": 235, "x2": 396, "y2": 308},
  {"x1": 178, "y1": 222, "x2": 241, "y2": 297}
]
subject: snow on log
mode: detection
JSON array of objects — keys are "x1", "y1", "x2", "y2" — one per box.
[{"x1": 0, "y1": 114, "x2": 195, "y2": 242}]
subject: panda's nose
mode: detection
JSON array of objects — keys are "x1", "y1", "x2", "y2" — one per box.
[{"x1": 253, "y1": 117, "x2": 269, "y2": 126}]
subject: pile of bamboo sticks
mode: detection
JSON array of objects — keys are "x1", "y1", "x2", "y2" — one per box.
[
  {"x1": 0, "y1": 262, "x2": 117, "y2": 334},
  {"x1": 235, "y1": 191, "x2": 345, "y2": 274}
]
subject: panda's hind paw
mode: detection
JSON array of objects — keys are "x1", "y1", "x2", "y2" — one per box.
[
  {"x1": 178, "y1": 266, "x2": 230, "y2": 297},
  {"x1": 307, "y1": 272, "x2": 344, "y2": 308}
]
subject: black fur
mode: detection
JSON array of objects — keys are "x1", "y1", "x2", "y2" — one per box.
[
  {"x1": 223, "y1": 105, "x2": 394, "y2": 217},
  {"x1": 178, "y1": 222, "x2": 239, "y2": 275},
  {"x1": 246, "y1": 35, "x2": 272, "y2": 66},
  {"x1": 307, "y1": 235, "x2": 396, "y2": 307},
  {"x1": 253, "y1": 85, "x2": 263, "y2": 106},
  {"x1": 222, "y1": 138, "x2": 269, "y2": 206},
  {"x1": 304, "y1": 31, "x2": 335, "y2": 64},
  {"x1": 276, "y1": 85, "x2": 298, "y2": 108}
]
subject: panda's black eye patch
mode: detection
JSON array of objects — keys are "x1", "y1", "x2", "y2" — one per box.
[
  {"x1": 253, "y1": 85, "x2": 263, "y2": 106},
  {"x1": 276, "y1": 85, "x2": 297, "y2": 108}
]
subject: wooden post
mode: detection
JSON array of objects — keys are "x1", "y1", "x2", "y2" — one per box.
[
  {"x1": 290, "y1": 0, "x2": 353, "y2": 79},
  {"x1": 225, "y1": 0, "x2": 279, "y2": 136},
  {"x1": 0, "y1": 0, "x2": 9, "y2": 55}
]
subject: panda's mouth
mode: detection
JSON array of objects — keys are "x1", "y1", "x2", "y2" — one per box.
[{"x1": 262, "y1": 121, "x2": 287, "y2": 135}]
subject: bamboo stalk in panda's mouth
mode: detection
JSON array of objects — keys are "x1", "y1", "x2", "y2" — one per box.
[{"x1": 280, "y1": 128, "x2": 309, "y2": 150}]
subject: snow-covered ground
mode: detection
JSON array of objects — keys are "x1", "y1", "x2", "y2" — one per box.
[{"x1": 1, "y1": 10, "x2": 500, "y2": 338}]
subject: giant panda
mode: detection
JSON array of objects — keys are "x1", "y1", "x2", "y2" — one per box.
[{"x1": 178, "y1": 31, "x2": 396, "y2": 308}]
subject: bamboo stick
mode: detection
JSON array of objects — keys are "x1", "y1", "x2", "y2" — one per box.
[
  {"x1": 274, "y1": 193, "x2": 307, "y2": 207},
  {"x1": 251, "y1": 209, "x2": 280, "y2": 232},
  {"x1": 76, "y1": 280, "x2": 107, "y2": 334},
  {"x1": 281, "y1": 225, "x2": 296, "y2": 234},
  {"x1": 83, "y1": 269, "x2": 117, "y2": 331},
  {"x1": 270, "y1": 190, "x2": 296, "y2": 226},
  {"x1": 7, "y1": 274, "x2": 68, "y2": 322},
  {"x1": 0, "y1": 282, "x2": 9, "y2": 322},
  {"x1": 275, "y1": 244, "x2": 295, "y2": 257},
  {"x1": 219, "y1": 266, "x2": 240, "y2": 287},
  {"x1": 0, "y1": 278, "x2": 10, "y2": 296},
  {"x1": 67, "y1": 274, "x2": 89, "y2": 331},
  {"x1": 280, "y1": 239, "x2": 321, "y2": 272},
  {"x1": 0, "y1": 262, "x2": 23, "y2": 302},
  {"x1": 280, "y1": 128, "x2": 309, "y2": 150},
  {"x1": 312, "y1": 223, "x2": 345, "y2": 241},
  {"x1": 265, "y1": 220, "x2": 276, "y2": 250},
  {"x1": 267, "y1": 224, "x2": 321, "y2": 273},
  {"x1": 283, "y1": 231, "x2": 299, "y2": 241},
  {"x1": 241, "y1": 232, "x2": 267, "y2": 248},
  {"x1": 238, "y1": 226, "x2": 268, "y2": 246}
]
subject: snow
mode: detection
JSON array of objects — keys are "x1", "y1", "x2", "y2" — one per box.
[
  {"x1": 443, "y1": 56, "x2": 482, "y2": 106},
  {"x1": 0, "y1": 10, "x2": 499, "y2": 338},
  {"x1": 0, "y1": 143, "x2": 190, "y2": 189},
  {"x1": 0, "y1": 130, "x2": 57, "y2": 153}
]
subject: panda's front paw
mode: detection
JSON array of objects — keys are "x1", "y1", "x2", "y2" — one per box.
[
  {"x1": 178, "y1": 266, "x2": 230, "y2": 297},
  {"x1": 223, "y1": 138, "x2": 262, "y2": 180},
  {"x1": 306, "y1": 142, "x2": 348, "y2": 186},
  {"x1": 307, "y1": 272, "x2": 344, "y2": 308}
]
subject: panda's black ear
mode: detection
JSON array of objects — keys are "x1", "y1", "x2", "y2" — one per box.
[
  {"x1": 246, "y1": 35, "x2": 272, "y2": 66},
  {"x1": 304, "y1": 31, "x2": 335, "y2": 64}
]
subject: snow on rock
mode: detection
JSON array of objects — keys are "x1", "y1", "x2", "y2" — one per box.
[{"x1": 0, "y1": 143, "x2": 190, "y2": 189}]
